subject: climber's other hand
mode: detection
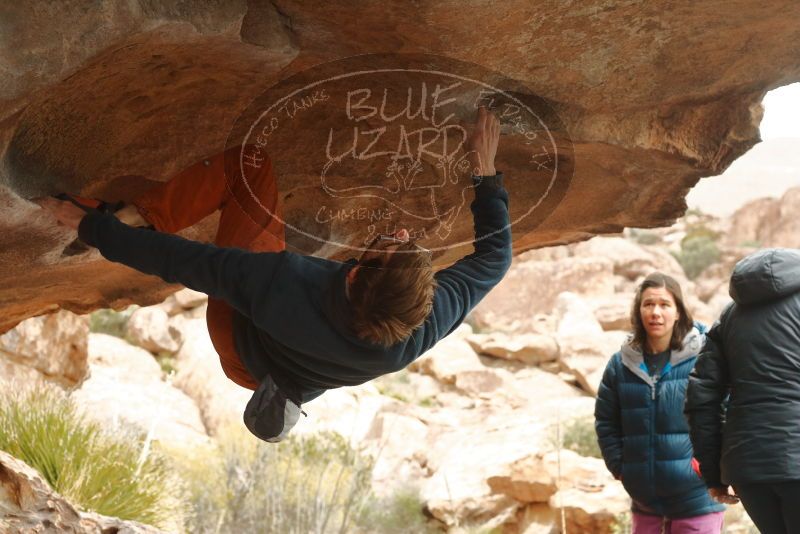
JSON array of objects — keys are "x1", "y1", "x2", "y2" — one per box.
[{"x1": 34, "y1": 197, "x2": 85, "y2": 230}]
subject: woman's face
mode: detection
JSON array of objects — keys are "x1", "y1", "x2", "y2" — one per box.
[{"x1": 639, "y1": 286, "x2": 680, "y2": 343}]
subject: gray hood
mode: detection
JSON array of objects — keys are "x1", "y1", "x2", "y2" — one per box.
[
  {"x1": 620, "y1": 324, "x2": 705, "y2": 387},
  {"x1": 729, "y1": 248, "x2": 800, "y2": 306}
]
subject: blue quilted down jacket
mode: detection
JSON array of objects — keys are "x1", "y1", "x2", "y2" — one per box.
[{"x1": 594, "y1": 324, "x2": 725, "y2": 517}]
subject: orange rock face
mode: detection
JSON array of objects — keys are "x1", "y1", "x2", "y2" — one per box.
[{"x1": 1, "y1": 1, "x2": 799, "y2": 332}]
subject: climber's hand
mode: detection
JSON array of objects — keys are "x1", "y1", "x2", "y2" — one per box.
[
  {"x1": 34, "y1": 197, "x2": 85, "y2": 230},
  {"x1": 466, "y1": 105, "x2": 500, "y2": 177}
]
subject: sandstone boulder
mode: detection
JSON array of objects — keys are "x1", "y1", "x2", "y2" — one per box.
[
  {"x1": 471, "y1": 256, "x2": 616, "y2": 333},
  {"x1": 487, "y1": 455, "x2": 557, "y2": 504},
  {"x1": 466, "y1": 332, "x2": 559, "y2": 365},
  {"x1": 420, "y1": 388, "x2": 595, "y2": 527},
  {"x1": 0, "y1": 310, "x2": 89, "y2": 388},
  {"x1": 373, "y1": 368, "x2": 444, "y2": 406},
  {"x1": 409, "y1": 335, "x2": 485, "y2": 385},
  {"x1": 727, "y1": 197, "x2": 779, "y2": 247},
  {"x1": 591, "y1": 294, "x2": 632, "y2": 332},
  {"x1": 160, "y1": 288, "x2": 209, "y2": 316},
  {"x1": 502, "y1": 367, "x2": 587, "y2": 409},
  {"x1": 514, "y1": 504, "x2": 558, "y2": 534},
  {"x1": 171, "y1": 318, "x2": 251, "y2": 436},
  {"x1": 543, "y1": 450, "x2": 629, "y2": 534},
  {"x1": 556, "y1": 292, "x2": 605, "y2": 338},
  {"x1": 725, "y1": 187, "x2": 800, "y2": 249},
  {"x1": 362, "y1": 410, "x2": 431, "y2": 492},
  {"x1": 572, "y1": 237, "x2": 688, "y2": 283},
  {"x1": 299, "y1": 384, "x2": 393, "y2": 445},
  {"x1": 549, "y1": 487, "x2": 629, "y2": 534},
  {"x1": 420, "y1": 410, "x2": 553, "y2": 526},
  {"x1": 454, "y1": 368, "x2": 509, "y2": 397},
  {"x1": 71, "y1": 333, "x2": 209, "y2": 450},
  {"x1": 125, "y1": 306, "x2": 183, "y2": 354},
  {"x1": 694, "y1": 264, "x2": 730, "y2": 302},
  {"x1": 170, "y1": 287, "x2": 208, "y2": 309},
  {"x1": 555, "y1": 292, "x2": 627, "y2": 395},
  {"x1": 557, "y1": 334, "x2": 626, "y2": 396}
]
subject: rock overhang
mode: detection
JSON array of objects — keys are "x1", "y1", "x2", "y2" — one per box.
[{"x1": 1, "y1": 0, "x2": 799, "y2": 332}]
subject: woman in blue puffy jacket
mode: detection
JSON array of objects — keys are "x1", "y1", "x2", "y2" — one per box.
[{"x1": 594, "y1": 272, "x2": 725, "y2": 533}]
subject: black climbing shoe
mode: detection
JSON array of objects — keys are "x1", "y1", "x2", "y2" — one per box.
[{"x1": 53, "y1": 193, "x2": 125, "y2": 215}]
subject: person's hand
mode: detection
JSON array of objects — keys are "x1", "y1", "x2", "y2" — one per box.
[
  {"x1": 34, "y1": 197, "x2": 86, "y2": 230},
  {"x1": 466, "y1": 105, "x2": 500, "y2": 177},
  {"x1": 709, "y1": 486, "x2": 739, "y2": 504}
]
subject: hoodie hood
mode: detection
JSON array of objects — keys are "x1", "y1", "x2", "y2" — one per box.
[
  {"x1": 620, "y1": 323, "x2": 705, "y2": 386},
  {"x1": 729, "y1": 248, "x2": 800, "y2": 306}
]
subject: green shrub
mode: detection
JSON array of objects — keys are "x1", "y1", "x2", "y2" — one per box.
[
  {"x1": 356, "y1": 485, "x2": 437, "y2": 533},
  {"x1": 374, "y1": 370, "x2": 413, "y2": 404},
  {"x1": 89, "y1": 306, "x2": 137, "y2": 337},
  {"x1": 155, "y1": 351, "x2": 178, "y2": 377},
  {"x1": 550, "y1": 416, "x2": 602, "y2": 459},
  {"x1": 629, "y1": 229, "x2": 661, "y2": 245},
  {"x1": 177, "y1": 427, "x2": 375, "y2": 533},
  {"x1": 682, "y1": 225, "x2": 720, "y2": 243},
  {"x1": 0, "y1": 386, "x2": 180, "y2": 528},
  {"x1": 672, "y1": 233, "x2": 721, "y2": 279}
]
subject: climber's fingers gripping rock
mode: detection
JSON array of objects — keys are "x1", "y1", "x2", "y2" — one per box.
[
  {"x1": 34, "y1": 197, "x2": 85, "y2": 230},
  {"x1": 466, "y1": 105, "x2": 500, "y2": 177}
]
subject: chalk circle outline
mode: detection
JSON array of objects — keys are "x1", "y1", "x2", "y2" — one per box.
[{"x1": 225, "y1": 53, "x2": 571, "y2": 255}]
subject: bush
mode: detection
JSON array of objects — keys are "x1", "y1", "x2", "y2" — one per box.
[
  {"x1": 0, "y1": 385, "x2": 436, "y2": 533},
  {"x1": 672, "y1": 232, "x2": 721, "y2": 279},
  {"x1": 177, "y1": 427, "x2": 375, "y2": 533},
  {"x1": 550, "y1": 416, "x2": 602, "y2": 459},
  {"x1": 356, "y1": 485, "x2": 438, "y2": 534},
  {"x1": 629, "y1": 229, "x2": 661, "y2": 245},
  {"x1": 0, "y1": 386, "x2": 180, "y2": 529},
  {"x1": 89, "y1": 306, "x2": 137, "y2": 337}
]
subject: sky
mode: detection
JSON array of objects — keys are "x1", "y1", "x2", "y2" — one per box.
[{"x1": 685, "y1": 82, "x2": 800, "y2": 216}]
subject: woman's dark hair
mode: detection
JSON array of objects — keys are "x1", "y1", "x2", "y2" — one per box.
[{"x1": 630, "y1": 272, "x2": 694, "y2": 352}]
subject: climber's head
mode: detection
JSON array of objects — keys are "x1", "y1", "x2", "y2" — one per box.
[{"x1": 346, "y1": 229, "x2": 436, "y2": 347}]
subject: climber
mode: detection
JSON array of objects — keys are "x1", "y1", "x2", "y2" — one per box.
[{"x1": 36, "y1": 106, "x2": 512, "y2": 443}]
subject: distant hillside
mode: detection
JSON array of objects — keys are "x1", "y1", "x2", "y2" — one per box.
[{"x1": 688, "y1": 137, "x2": 800, "y2": 216}]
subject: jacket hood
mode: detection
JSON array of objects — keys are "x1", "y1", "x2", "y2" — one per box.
[
  {"x1": 729, "y1": 248, "x2": 800, "y2": 306},
  {"x1": 620, "y1": 323, "x2": 705, "y2": 385}
]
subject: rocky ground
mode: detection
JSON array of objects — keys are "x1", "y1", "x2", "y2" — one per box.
[{"x1": 5, "y1": 187, "x2": 796, "y2": 532}]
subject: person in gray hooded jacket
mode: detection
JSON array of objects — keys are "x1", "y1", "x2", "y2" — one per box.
[
  {"x1": 596, "y1": 272, "x2": 724, "y2": 533},
  {"x1": 685, "y1": 248, "x2": 800, "y2": 534}
]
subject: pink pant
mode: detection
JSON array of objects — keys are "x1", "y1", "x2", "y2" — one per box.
[{"x1": 632, "y1": 511, "x2": 724, "y2": 534}]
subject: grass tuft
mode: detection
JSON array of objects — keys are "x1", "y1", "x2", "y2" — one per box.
[{"x1": 0, "y1": 385, "x2": 180, "y2": 528}]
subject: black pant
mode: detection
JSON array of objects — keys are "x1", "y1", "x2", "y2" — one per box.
[{"x1": 733, "y1": 481, "x2": 800, "y2": 534}]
